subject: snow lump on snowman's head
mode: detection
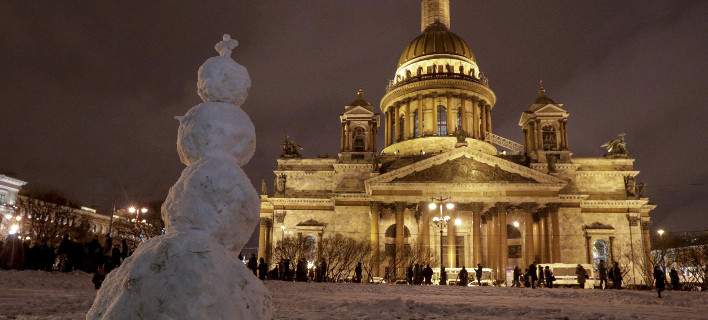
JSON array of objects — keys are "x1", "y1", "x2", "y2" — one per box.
[{"x1": 197, "y1": 34, "x2": 252, "y2": 105}]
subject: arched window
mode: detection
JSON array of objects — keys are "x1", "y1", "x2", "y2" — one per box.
[
  {"x1": 592, "y1": 239, "x2": 609, "y2": 269},
  {"x1": 459, "y1": 66, "x2": 465, "y2": 74},
  {"x1": 399, "y1": 115, "x2": 405, "y2": 141},
  {"x1": 405, "y1": 70, "x2": 412, "y2": 79},
  {"x1": 412, "y1": 110, "x2": 419, "y2": 137},
  {"x1": 437, "y1": 106, "x2": 448, "y2": 136},
  {"x1": 542, "y1": 125, "x2": 557, "y2": 151},
  {"x1": 506, "y1": 224, "x2": 522, "y2": 239},
  {"x1": 417, "y1": 67, "x2": 423, "y2": 76},
  {"x1": 352, "y1": 127, "x2": 365, "y2": 152},
  {"x1": 457, "y1": 108, "x2": 463, "y2": 131}
]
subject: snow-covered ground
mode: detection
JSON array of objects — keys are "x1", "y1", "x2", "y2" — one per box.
[{"x1": 1, "y1": 270, "x2": 707, "y2": 319}]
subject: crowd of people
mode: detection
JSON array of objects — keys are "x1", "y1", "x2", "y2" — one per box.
[{"x1": 0, "y1": 234, "x2": 134, "y2": 289}]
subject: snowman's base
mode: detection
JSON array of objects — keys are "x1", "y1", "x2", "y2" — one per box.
[{"x1": 87, "y1": 232, "x2": 272, "y2": 320}]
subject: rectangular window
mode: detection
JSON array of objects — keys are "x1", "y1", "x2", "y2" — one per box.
[
  {"x1": 413, "y1": 110, "x2": 419, "y2": 137},
  {"x1": 0, "y1": 192, "x2": 6, "y2": 204}
]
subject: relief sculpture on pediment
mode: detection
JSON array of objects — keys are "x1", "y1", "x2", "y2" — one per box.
[{"x1": 392, "y1": 157, "x2": 534, "y2": 183}]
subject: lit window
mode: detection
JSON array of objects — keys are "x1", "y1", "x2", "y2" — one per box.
[{"x1": 437, "y1": 106, "x2": 447, "y2": 136}]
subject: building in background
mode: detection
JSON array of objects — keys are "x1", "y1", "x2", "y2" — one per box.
[
  {"x1": 0, "y1": 175, "x2": 27, "y2": 238},
  {"x1": 258, "y1": 0, "x2": 656, "y2": 284}
]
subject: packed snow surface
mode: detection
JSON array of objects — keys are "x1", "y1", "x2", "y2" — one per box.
[{"x1": 2, "y1": 270, "x2": 708, "y2": 320}]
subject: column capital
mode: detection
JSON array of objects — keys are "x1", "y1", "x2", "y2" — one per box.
[{"x1": 259, "y1": 217, "x2": 273, "y2": 226}]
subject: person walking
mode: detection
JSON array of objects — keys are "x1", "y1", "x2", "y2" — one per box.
[
  {"x1": 423, "y1": 264, "x2": 433, "y2": 285},
  {"x1": 575, "y1": 264, "x2": 588, "y2": 289},
  {"x1": 544, "y1": 266, "x2": 554, "y2": 288},
  {"x1": 247, "y1": 254, "x2": 258, "y2": 276},
  {"x1": 354, "y1": 262, "x2": 363, "y2": 283},
  {"x1": 654, "y1": 266, "x2": 666, "y2": 298},
  {"x1": 512, "y1": 266, "x2": 521, "y2": 287},
  {"x1": 413, "y1": 264, "x2": 422, "y2": 285},
  {"x1": 458, "y1": 266, "x2": 469, "y2": 286},
  {"x1": 537, "y1": 264, "x2": 545, "y2": 288},
  {"x1": 669, "y1": 267, "x2": 680, "y2": 290},
  {"x1": 258, "y1": 257, "x2": 268, "y2": 280},
  {"x1": 476, "y1": 264, "x2": 483, "y2": 286},
  {"x1": 598, "y1": 260, "x2": 608, "y2": 289},
  {"x1": 528, "y1": 262, "x2": 538, "y2": 289},
  {"x1": 611, "y1": 261, "x2": 623, "y2": 289},
  {"x1": 406, "y1": 265, "x2": 414, "y2": 285}
]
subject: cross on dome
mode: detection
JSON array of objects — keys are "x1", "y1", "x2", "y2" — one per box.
[{"x1": 214, "y1": 34, "x2": 239, "y2": 57}]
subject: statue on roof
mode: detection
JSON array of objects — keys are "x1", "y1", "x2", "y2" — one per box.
[
  {"x1": 281, "y1": 135, "x2": 302, "y2": 158},
  {"x1": 601, "y1": 133, "x2": 630, "y2": 158}
]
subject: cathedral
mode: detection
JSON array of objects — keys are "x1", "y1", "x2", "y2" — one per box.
[{"x1": 257, "y1": 0, "x2": 655, "y2": 284}]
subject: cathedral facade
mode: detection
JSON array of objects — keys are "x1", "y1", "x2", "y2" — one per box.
[{"x1": 258, "y1": 0, "x2": 655, "y2": 283}]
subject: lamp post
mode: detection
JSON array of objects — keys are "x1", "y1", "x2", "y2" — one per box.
[{"x1": 430, "y1": 196, "x2": 454, "y2": 285}]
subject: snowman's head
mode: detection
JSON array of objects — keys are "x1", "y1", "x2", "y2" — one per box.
[
  {"x1": 197, "y1": 56, "x2": 251, "y2": 105},
  {"x1": 176, "y1": 102, "x2": 255, "y2": 166}
]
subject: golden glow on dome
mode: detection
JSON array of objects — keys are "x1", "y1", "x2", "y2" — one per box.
[{"x1": 398, "y1": 22, "x2": 475, "y2": 67}]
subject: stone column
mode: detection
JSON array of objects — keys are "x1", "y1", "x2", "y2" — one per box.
[
  {"x1": 473, "y1": 211, "x2": 482, "y2": 266},
  {"x1": 486, "y1": 212, "x2": 497, "y2": 274},
  {"x1": 258, "y1": 217, "x2": 271, "y2": 261},
  {"x1": 550, "y1": 205, "x2": 561, "y2": 262},
  {"x1": 479, "y1": 102, "x2": 486, "y2": 137},
  {"x1": 395, "y1": 202, "x2": 405, "y2": 278},
  {"x1": 485, "y1": 104, "x2": 492, "y2": 134},
  {"x1": 370, "y1": 203, "x2": 380, "y2": 276},
  {"x1": 585, "y1": 234, "x2": 592, "y2": 264},
  {"x1": 539, "y1": 213, "x2": 549, "y2": 263},
  {"x1": 393, "y1": 105, "x2": 400, "y2": 143},
  {"x1": 417, "y1": 95, "x2": 424, "y2": 137},
  {"x1": 471, "y1": 99, "x2": 479, "y2": 139},
  {"x1": 446, "y1": 95, "x2": 454, "y2": 134},
  {"x1": 498, "y1": 208, "x2": 508, "y2": 281},
  {"x1": 447, "y1": 215, "x2": 456, "y2": 268},
  {"x1": 523, "y1": 212, "x2": 535, "y2": 266},
  {"x1": 403, "y1": 101, "x2": 411, "y2": 140}
]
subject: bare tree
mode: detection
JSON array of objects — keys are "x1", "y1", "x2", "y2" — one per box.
[
  {"x1": 16, "y1": 197, "x2": 84, "y2": 244},
  {"x1": 318, "y1": 234, "x2": 371, "y2": 282}
]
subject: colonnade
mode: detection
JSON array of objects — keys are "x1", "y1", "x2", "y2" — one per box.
[
  {"x1": 383, "y1": 94, "x2": 492, "y2": 146},
  {"x1": 367, "y1": 202, "x2": 562, "y2": 281}
]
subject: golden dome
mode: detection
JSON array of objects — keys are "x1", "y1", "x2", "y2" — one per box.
[{"x1": 397, "y1": 22, "x2": 475, "y2": 67}]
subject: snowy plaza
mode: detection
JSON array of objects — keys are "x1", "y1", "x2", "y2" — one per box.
[{"x1": 0, "y1": 270, "x2": 706, "y2": 320}]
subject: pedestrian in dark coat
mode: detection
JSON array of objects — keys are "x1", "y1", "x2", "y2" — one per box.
[
  {"x1": 354, "y1": 262, "x2": 363, "y2": 283},
  {"x1": 544, "y1": 266, "x2": 554, "y2": 288},
  {"x1": 424, "y1": 264, "x2": 433, "y2": 285},
  {"x1": 92, "y1": 265, "x2": 107, "y2": 289},
  {"x1": 440, "y1": 266, "x2": 447, "y2": 285},
  {"x1": 413, "y1": 264, "x2": 422, "y2": 285},
  {"x1": 247, "y1": 254, "x2": 258, "y2": 276},
  {"x1": 598, "y1": 260, "x2": 608, "y2": 289},
  {"x1": 611, "y1": 261, "x2": 623, "y2": 289},
  {"x1": 458, "y1": 266, "x2": 469, "y2": 286},
  {"x1": 258, "y1": 258, "x2": 268, "y2": 280},
  {"x1": 475, "y1": 264, "x2": 483, "y2": 286},
  {"x1": 406, "y1": 265, "x2": 414, "y2": 284},
  {"x1": 529, "y1": 262, "x2": 538, "y2": 288},
  {"x1": 512, "y1": 266, "x2": 521, "y2": 287},
  {"x1": 669, "y1": 268, "x2": 680, "y2": 290},
  {"x1": 537, "y1": 265, "x2": 545, "y2": 288},
  {"x1": 575, "y1": 264, "x2": 588, "y2": 289},
  {"x1": 654, "y1": 266, "x2": 666, "y2": 298}
]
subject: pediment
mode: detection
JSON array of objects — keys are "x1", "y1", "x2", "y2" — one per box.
[
  {"x1": 342, "y1": 105, "x2": 374, "y2": 115},
  {"x1": 367, "y1": 146, "x2": 566, "y2": 187},
  {"x1": 532, "y1": 104, "x2": 567, "y2": 114},
  {"x1": 392, "y1": 157, "x2": 534, "y2": 183}
]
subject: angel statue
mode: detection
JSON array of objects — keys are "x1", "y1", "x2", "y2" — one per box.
[
  {"x1": 281, "y1": 135, "x2": 303, "y2": 158},
  {"x1": 601, "y1": 133, "x2": 629, "y2": 158}
]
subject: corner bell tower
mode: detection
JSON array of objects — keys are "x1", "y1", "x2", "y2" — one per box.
[
  {"x1": 519, "y1": 82, "x2": 571, "y2": 166},
  {"x1": 339, "y1": 89, "x2": 380, "y2": 162}
]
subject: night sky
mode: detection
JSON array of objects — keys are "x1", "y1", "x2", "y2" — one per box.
[{"x1": 2, "y1": 1, "x2": 707, "y2": 234}]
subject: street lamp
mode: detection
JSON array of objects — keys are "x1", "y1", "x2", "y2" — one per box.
[
  {"x1": 512, "y1": 221, "x2": 520, "y2": 228},
  {"x1": 657, "y1": 229, "x2": 665, "y2": 236},
  {"x1": 430, "y1": 196, "x2": 454, "y2": 285}
]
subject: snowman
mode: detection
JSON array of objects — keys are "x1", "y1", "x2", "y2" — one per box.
[{"x1": 87, "y1": 34, "x2": 272, "y2": 320}]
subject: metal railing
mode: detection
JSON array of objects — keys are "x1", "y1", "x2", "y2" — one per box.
[{"x1": 485, "y1": 132, "x2": 524, "y2": 154}]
